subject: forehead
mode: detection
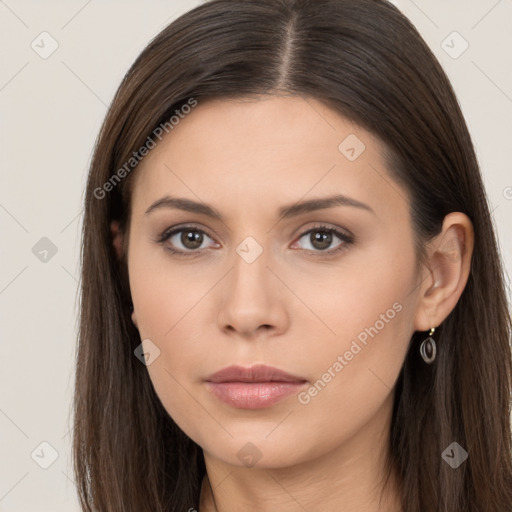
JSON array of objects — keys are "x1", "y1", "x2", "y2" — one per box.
[{"x1": 130, "y1": 95, "x2": 407, "y2": 221}]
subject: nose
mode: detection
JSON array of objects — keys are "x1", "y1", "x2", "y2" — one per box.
[{"x1": 216, "y1": 244, "x2": 289, "y2": 339}]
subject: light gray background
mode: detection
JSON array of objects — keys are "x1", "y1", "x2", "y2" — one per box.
[{"x1": 1, "y1": 1, "x2": 511, "y2": 510}]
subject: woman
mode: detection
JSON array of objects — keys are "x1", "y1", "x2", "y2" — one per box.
[{"x1": 73, "y1": 0, "x2": 512, "y2": 510}]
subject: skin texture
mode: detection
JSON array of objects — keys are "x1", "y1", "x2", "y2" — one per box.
[{"x1": 112, "y1": 95, "x2": 474, "y2": 512}]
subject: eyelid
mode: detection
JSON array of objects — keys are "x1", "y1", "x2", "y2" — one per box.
[
  {"x1": 291, "y1": 222, "x2": 353, "y2": 240},
  {"x1": 157, "y1": 223, "x2": 215, "y2": 243}
]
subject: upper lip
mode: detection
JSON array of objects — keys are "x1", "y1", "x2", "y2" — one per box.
[{"x1": 206, "y1": 364, "x2": 306, "y2": 383}]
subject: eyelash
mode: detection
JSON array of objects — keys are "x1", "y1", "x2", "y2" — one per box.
[{"x1": 156, "y1": 223, "x2": 354, "y2": 258}]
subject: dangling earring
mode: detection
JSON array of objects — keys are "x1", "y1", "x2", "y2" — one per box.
[{"x1": 420, "y1": 327, "x2": 436, "y2": 364}]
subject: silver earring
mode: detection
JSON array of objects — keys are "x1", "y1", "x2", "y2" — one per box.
[{"x1": 420, "y1": 327, "x2": 436, "y2": 364}]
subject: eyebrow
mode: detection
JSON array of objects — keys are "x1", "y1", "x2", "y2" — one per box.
[{"x1": 144, "y1": 194, "x2": 375, "y2": 220}]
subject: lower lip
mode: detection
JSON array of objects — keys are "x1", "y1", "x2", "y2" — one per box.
[{"x1": 205, "y1": 381, "x2": 307, "y2": 409}]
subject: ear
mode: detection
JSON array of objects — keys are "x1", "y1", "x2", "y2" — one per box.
[
  {"x1": 110, "y1": 220, "x2": 138, "y2": 328},
  {"x1": 110, "y1": 220, "x2": 124, "y2": 261},
  {"x1": 413, "y1": 212, "x2": 474, "y2": 331}
]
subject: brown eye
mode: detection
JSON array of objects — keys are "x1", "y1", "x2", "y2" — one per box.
[
  {"x1": 158, "y1": 226, "x2": 217, "y2": 254},
  {"x1": 309, "y1": 230, "x2": 333, "y2": 250},
  {"x1": 180, "y1": 230, "x2": 204, "y2": 249},
  {"x1": 295, "y1": 226, "x2": 351, "y2": 253}
]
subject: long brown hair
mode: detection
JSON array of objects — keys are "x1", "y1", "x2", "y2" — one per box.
[{"x1": 74, "y1": 0, "x2": 512, "y2": 510}]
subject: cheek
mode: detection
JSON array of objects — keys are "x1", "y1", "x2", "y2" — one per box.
[
  {"x1": 293, "y1": 244, "x2": 417, "y2": 396},
  {"x1": 128, "y1": 244, "x2": 218, "y2": 433},
  {"x1": 128, "y1": 238, "x2": 212, "y2": 339},
  {"x1": 288, "y1": 269, "x2": 416, "y2": 455}
]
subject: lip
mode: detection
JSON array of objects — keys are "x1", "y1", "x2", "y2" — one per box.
[
  {"x1": 205, "y1": 364, "x2": 307, "y2": 409},
  {"x1": 206, "y1": 364, "x2": 306, "y2": 383}
]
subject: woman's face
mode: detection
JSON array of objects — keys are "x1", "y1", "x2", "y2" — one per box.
[{"x1": 125, "y1": 95, "x2": 424, "y2": 469}]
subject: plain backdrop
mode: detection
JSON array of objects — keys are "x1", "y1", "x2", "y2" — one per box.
[{"x1": 1, "y1": 1, "x2": 511, "y2": 510}]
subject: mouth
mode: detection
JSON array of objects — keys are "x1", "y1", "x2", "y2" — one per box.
[{"x1": 205, "y1": 364, "x2": 308, "y2": 409}]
